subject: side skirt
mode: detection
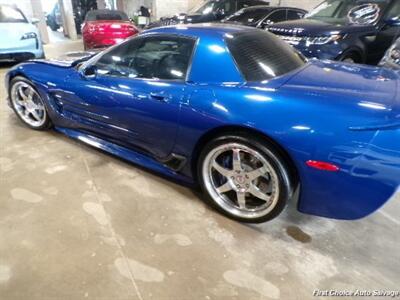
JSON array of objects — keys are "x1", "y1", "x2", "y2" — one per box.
[{"x1": 55, "y1": 127, "x2": 194, "y2": 186}]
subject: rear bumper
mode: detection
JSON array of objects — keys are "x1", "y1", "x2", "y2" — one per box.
[
  {"x1": 83, "y1": 33, "x2": 135, "y2": 49},
  {"x1": 297, "y1": 128, "x2": 400, "y2": 220}
]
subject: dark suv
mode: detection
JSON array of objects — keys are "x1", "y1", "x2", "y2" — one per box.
[
  {"x1": 222, "y1": 6, "x2": 306, "y2": 28},
  {"x1": 147, "y1": 0, "x2": 269, "y2": 28},
  {"x1": 267, "y1": 0, "x2": 400, "y2": 64}
]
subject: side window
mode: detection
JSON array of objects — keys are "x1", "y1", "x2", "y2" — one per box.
[
  {"x1": 287, "y1": 9, "x2": 305, "y2": 20},
  {"x1": 262, "y1": 10, "x2": 287, "y2": 25},
  {"x1": 217, "y1": 0, "x2": 235, "y2": 15},
  {"x1": 95, "y1": 36, "x2": 195, "y2": 80},
  {"x1": 385, "y1": 1, "x2": 400, "y2": 20}
]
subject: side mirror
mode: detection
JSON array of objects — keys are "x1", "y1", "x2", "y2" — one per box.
[
  {"x1": 31, "y1": 18, "x2": 40, "y2": 24},
  {"x1": 385, "y1": 17, "x2": 400, "y2": 27},
  {"x1": 81, "y1": 65, "x2": 97, "y2": 79}
]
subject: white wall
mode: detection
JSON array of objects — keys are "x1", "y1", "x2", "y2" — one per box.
[
  {"x1": 270, "y1": 0, "x2": 320, "y2": 10},
  {"x1": 0, "y1": 0, "x2": 34, "y2": 18}
]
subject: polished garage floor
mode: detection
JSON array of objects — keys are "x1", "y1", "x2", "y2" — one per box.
[{"x1": 1, "y1": 40, "x2": 399, "y2": 300}]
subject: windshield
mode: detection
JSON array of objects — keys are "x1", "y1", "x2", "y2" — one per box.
[
  {"x1": 226, "y1": 31, "x2": 306, "y2": 81},
  {"x1": 189, "y1": 0, "x2": 218, "y2": 14},
  {"x1": 224, "y1": 8, "x2": 272, "y2": 23},
  {"x1": 0, "y1": 5, "x2": 27, "y2": 23},
  {"x1": 306, "y1": 0, "x2": 390, "y2": 24}
]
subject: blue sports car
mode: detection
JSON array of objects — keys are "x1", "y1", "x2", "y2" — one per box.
[
  {"x1": 5, "y1": 24, "x2": 400, "y2": 223},
  {"x1": 0, "y1": 4, "x2": 44, "y2": 61}
]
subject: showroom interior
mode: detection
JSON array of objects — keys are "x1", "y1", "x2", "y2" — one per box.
[{"x1": 1, "y1": 0, "x2": 400, "y2": 299}]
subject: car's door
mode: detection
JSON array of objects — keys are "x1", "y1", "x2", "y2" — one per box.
[
  {"x1": 61, "y1": 34, "x2": 196, "y2": 158},
  {"x1": 368, "y1": 1, "x2": 400, "y2": 62}
]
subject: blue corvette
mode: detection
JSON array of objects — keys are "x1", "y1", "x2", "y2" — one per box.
[{"x1": 5, "y1": 24, "x2": 400, "y2": 223}]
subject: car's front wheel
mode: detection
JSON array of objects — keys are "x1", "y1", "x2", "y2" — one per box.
[
  {"x1": 9, "y1": 77, "x2": 52, "y2": 130},
  {"x1": 198, "y1": 134, "x2": 293, "y2": 223}
]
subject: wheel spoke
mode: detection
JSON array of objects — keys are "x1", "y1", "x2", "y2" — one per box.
[
  {"x1": 212, "y1": 161, "x2": 231, "y2": 177},
  {"x1": 236, "y1": 192, "x2": 246, "y2": 209},
  {"x1": 18, "y1": 87, "x2": 28, "y2": 101},
  {"x1": 27, "y1": 88, "x2": 34, "y2": 101},
  {"x1": 232, "y1": 148, "x2": 242, "y2": 172},
  {"x1": 31, "y1": 110, "x2": 41, "y2": 121},
  {"x1": 247, "y1": 166, "x2": 268, "y2": 181},
  {"x1": 216, "y1": 182, "x2": 233, "y2": 193},
  {"x1": 23, "y1": 109, "x2": 31, "y2": 118},
  {"x1": 248, "y1": 184, "x2": 270, "y2": 202}
]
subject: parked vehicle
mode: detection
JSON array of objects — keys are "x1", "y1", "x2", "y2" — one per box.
[
  {"x1": 380, "y1": 37, "x2": 400, "y2": 69},
  {"x1": 222, "y1": 5, "x2": 306, "y2": 28},
  {"x1": 82, "y1": 9, "x2": 139, "y2": 50},
  {"x1": 267, "y1": 0, "x2": 400, "y2": 64},
  {"x1": 147, "y1": 0, "x2": 269, "y2": 28},
  {"x1": 46, "y1": 2, "x2": 62, "y2": 31},
  {"x1": 5, "y1": 24, "x2": 400, "y2": 223},
  {"x1": 0, "y1": 4, "x2": 44, "y2": 61},
  {"x1": 46, "y1": 0, "x2": 98, "y2": 34}
]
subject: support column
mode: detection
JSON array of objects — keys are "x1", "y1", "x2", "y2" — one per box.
[
  {"x1": 31, "y1": 0, "x2": 50, "y2": 44},
  {"x1": 59, "y1": 0, "x2": 78, "y2": 40}
]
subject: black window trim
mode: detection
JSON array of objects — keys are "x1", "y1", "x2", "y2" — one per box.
[{"x1": 91, "y1": 33, "x2": 199, "y2": 83}]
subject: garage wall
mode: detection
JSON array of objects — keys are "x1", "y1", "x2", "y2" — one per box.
[
  {"x1": 271, "y1": 0, "x2": 320, "y2": 10},
  {"x1": 154, "y1": 0, "x2": 188, "y2": 18}
]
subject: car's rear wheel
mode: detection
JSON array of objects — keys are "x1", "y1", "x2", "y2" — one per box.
[
  {"x1": 198, "y1": 134, "x2": 293, "y2": 223},
  {"x1": 339, "y1": 52, "x2": 362, "y2": 64},
  {"x1": 9, "y1": 77, "x2": 52, "y2": 130}
]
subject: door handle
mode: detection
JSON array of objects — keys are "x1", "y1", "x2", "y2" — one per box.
[{"x1": 149, "y1": 92, "x2": 167, "y2": 102}]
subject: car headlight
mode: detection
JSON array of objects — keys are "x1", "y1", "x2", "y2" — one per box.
[
  {"x1": 304, "y1": 34, "x2": 342, "y2": 45},
  {"x1": 21, "y1": 32, "x2": 37, "y2": 40}
]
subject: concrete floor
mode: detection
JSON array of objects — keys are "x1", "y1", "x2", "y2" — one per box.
[{"x1": 0, "y1": 40, "x2": 399, "y2": 300}]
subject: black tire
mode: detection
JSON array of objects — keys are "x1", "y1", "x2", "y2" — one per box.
[
  {"x1": 9, "y1": 76, "x2": 52, "y2": 131},
  {"x1": 197, "y1": 133, "x2": 293, "y2": 223},
  {"x1": 338, "y1": 52, "x2": 361, "y2": 63}
]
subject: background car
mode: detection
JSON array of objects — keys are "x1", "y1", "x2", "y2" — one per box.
[
  {"x1": 46, "y1": 0, "x2": 98, "y2": 34},
  {"x1": 5, "y1": 24, "x2": 400, "y2": 223},
  {"x1": 146, "y1": 0, "x2": 269, "y2": 28},
  {"x1": 222, "y1": 5, "x2": 306, "y2": 28},
  {"x1": 379, "y1": 37, "x2": 400, "y2": 69},
  {"x1": 82, "y1": 9, "x2": 139, "y2": 50},
  {"x1": 267, "y1": 0, "x2": 400, "y2": 64},
  {"x1": 46, "y1": 2, "x2": 62, "y2": 31},
  {"x1": 0, "y1": 4, "x2": 44, "y2": 61}
]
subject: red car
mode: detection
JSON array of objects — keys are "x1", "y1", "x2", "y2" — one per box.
[{"x1": 82, "y1": 9, "x2": 139, "y2": 50}]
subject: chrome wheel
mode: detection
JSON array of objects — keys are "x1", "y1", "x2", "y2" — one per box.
[
  {"x1": 342, "y1": 57, "x2": 355, "y2": 63},
  {"x1": 202, "y1": 143, "x2": 280, "y2": 219},
  {"x1": 10, "y1": 81, "x2": 46, "y2": 128}
]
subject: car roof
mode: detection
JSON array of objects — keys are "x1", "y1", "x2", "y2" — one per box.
[
  {"x1": 241, "y1": 5, "x2": 303, "y2": 10},
  {"x1": 143, "y1": 23, "x2": 256, "y2": 38}
]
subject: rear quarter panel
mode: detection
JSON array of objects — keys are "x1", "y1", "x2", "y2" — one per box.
[{"x1": 175, "y1": 80, "x2": 400, "y2": 220}]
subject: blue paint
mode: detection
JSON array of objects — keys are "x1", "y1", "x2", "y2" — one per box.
[{"x1": 6, "y1": 24, "x2": 400, "y2": 220}]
